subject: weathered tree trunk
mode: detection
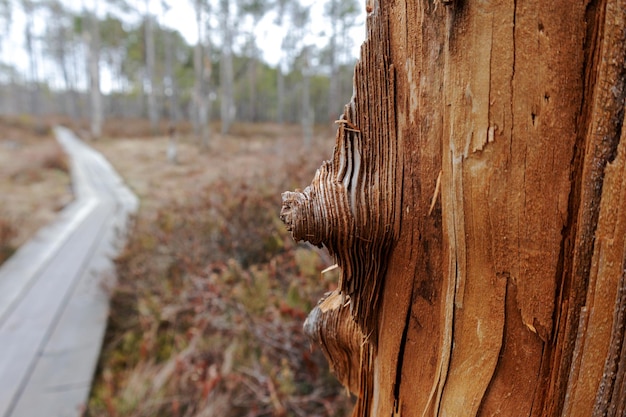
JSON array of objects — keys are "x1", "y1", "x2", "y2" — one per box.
[{"x1": 281, "y1": 0, "x2": 626, "y2": 416}]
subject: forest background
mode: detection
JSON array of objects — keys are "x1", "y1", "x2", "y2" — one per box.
[{"x1": 0, "y1": 0, "x2": 364, "y2": 142}]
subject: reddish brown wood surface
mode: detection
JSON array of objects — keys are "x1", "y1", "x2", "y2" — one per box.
[{"x1": 281, "y1": 0, "x2": 626, "y2": 415}]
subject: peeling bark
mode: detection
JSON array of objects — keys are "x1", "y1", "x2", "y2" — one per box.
[{"x1": 281, "y1": 0, "x2": 626, "y2": 415}]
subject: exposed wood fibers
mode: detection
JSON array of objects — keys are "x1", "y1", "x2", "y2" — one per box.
[{"x1": 280, "y1": 0, "x2": 626, "y2": 415}]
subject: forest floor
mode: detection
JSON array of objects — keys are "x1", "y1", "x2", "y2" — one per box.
[{"x1": 84, "y1": 121, "x2": 354, "y2": 416}]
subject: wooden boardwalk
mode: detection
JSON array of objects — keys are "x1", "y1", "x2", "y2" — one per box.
[{"x1": 0, "y1": 128, "x2": 137, "y2": 417}]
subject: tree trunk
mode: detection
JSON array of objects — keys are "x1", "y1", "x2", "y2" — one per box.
[
  {"x1": 57, "y1": 25, "x2": 78, "y2": 120},
  {"x1": 281, "y1": 0, "x2": 626, "y2": 416},
  {"x1": 327, "y1": 0, "x2": 340, "y2": 124},
  {"x1": 164, "y1": 28, "x2": 179, "y2": 164},
  {"x1": 192, "y1": 0, "x2": 203, "y2": 137},
  {"x1": 86, "y1": 6, "x2": 102, "y2": 139},
  {"x1": 144, "y1": 6, "x2": 158, "y2": 135},
  {"x1": 219, "y1": 0, "x2": 234, "y2": 134},
  {"x1": 301, "y1": 46, "x2": 313, "y2": 149},
  {"x1": 277, "y1": 64, "x2": 284, "y2": 124},
  {"x1": 200, "y1": 49, "x2": 213, "y2": 150},
  {"x1": 24, "y1": 1, "x2": 39, "y2": 118},
  {"x1": 164, "y1": 29, "x2": 180, "y2": 126},
  {"x1": 247, "y1": 45, "x2": 258, "y2": 122},
  {"x1": 192, "y1": 0, "x2": 212, "y2": 150}
]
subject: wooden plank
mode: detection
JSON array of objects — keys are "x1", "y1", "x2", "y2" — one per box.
[{"x1": 0, "y1": 128, "x2": 137, "y2": 417}]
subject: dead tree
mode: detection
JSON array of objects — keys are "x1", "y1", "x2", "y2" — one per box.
[{"x1": 281, "y1": 0, "x2": 626, "y2": 415}]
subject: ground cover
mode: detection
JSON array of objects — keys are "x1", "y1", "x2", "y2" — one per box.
[
  {"x1": 0, "y1": 115, "x2": 72, "y2": 264},
  {"x1": 87, "y1": 123, "x2": 354, "y2": 416}
]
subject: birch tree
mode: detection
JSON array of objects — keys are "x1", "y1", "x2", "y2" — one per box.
[
  {"x1": 99, "y1": 14, "x2": 127, "y2": 95},
  {"x1": 324, "y1": 0, "x2": 359, "y2": 124},
  {"x1": 274, "y1": 0, "x2": 289, "y2": 125},
  {"x1": 0, "y1": 0, "x2": 9, "y2": 37},
  {"x1": 238, "y1": 0, "x2": 269, "y2": 123},
  {"x1": 218, "y1": 0, "x2": 234, "y2": 134},
  {"x1": 281, "y1": 0, "x2": 626, "y2": 416},
  {"x1": 191, "y1": 0, "x2": 211, "y2": 149},
  {"x1": 279, "y1": 1, "x2": 312, "y2": 139},
  {"x1": 0, "y1": 0, "x2": 13, "y2": 113},
  {"x1": 144, "y1": 0, "x2": 158, "y2": 133},
  {"x1": 300, "y1": 45, "x2": 313, "y2": 148},
  {"x1": 44, "y1": 1, "x2": 78, "y2": 119},
  {"x1": 22, "y1": 0, "x2": 40, "y2": 117},
  {"x1": 84, "y1": 2, "x2": 102, "y2": 139}
]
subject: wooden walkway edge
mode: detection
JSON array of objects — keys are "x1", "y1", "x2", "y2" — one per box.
[{"x1": 0, "y1": 127, "x2": 138, "y2": 417}]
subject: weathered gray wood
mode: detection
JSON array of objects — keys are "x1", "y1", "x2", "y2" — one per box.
[{"x1": 0, "y1": 127, "x2": 137, "y2": 417}]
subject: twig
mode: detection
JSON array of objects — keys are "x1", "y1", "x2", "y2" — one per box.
[
  {"x1": 335, "y1": 119, "x2": 361, "y2": 133},
  {"x1": 428, "y1": 170, "x2": 442, "y2": 216}
]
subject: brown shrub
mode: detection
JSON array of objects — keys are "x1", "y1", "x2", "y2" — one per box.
[
  {"x1": 8, "y1": 142, "x2": 69, "y2": 184},
  {"x1": 0, "y1": 215, "x2": 18, "y2": 265},
  {"x1": 40, "y1": 145, "x2": 70, "y2": 173}
]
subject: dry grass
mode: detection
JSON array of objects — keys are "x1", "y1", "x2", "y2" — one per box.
[
  {"x1": 87, "y1": 123, "x2": 354, "y2": 416},
  {"x1": 0, "y1": 115, "x2": 72, "y2": 264}
]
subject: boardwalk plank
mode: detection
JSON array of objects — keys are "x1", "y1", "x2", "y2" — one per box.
[{"x1": 0, "y1": 128, "x2": 137, "y2": 417}]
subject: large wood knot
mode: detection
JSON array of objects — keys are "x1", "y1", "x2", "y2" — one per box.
[
  {"x1": 280, "y1": 161, "x2": 354, "y2": 251},
  {"x1": 303, "y1": 290, "x2": 364, "y2": 394},
  {"x1": 280, "y1": 189, "x2": 323, "y2": 247}
]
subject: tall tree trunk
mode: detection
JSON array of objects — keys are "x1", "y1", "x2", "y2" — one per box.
[
  {"x1": 23, "y1": 1, "x2": 39, "y2": 118},
  {"x1": 144, "y1": 6, "x2": 158, "y2": 134},
  {"x1": 165, "y1": 29, "x2": 179, "y2": 164},
  {"x1": 327, "y1": 0, "x2": 340, "y2": 124},
  {"x1": 281, "y1": 0, "x2": 626, "y2": 416},
  {"x1": 164, "y1": 30, "x2": 179, "y2": 125},
  {"x1": 70, "y1": 41, "x2": 83, "y2": 119},
  {"x1": 86, "y1": 6, "x2": 102, "y2": 139},
  {"x1": 276, "y1": 64, "x2": 284, "y2": 124},
  {"x1": 301, "y1": 46, "x2": 313, "y2": 148},
  {"x1": 192, "y1": 0, "x2": 203, "y2": 137},
  {"x1": 58, "y1": 28, "x2": 78, "y2": 120},
  {"x1": 197, "y1": 49, "x2": 212, "y2": 150},
  {"x1": 192, "y1": 0, "x2": 211, "y2": 148},
  {"x1": 219, "y1": 0, "x2": 234, "y2": 134},
  {"x1": 247, "y1": 44, "x2": 258, "y2": 122}
]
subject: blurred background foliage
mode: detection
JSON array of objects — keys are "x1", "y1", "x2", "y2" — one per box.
[{"x1": 0, "y1": 0, "x2": 363, "y2": 141}]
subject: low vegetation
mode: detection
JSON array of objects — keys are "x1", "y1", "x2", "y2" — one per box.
[
  {"x1": 0, "y1": 115, "x2": 71, "y2": 264},
  {"x1": 87, "y1": 125, "x2": 353, "y2": 416}
]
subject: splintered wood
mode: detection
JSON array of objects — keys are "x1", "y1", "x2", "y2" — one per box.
[
  {"x1": 280, "y1": 0, "x2": 399, "y2": 339},
  {"x1": 280, "y1": 0, "x2": 626, "y2": 416},
  {"x1": 303, "y1": 291, "x2": 364, "y2": 394}
]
